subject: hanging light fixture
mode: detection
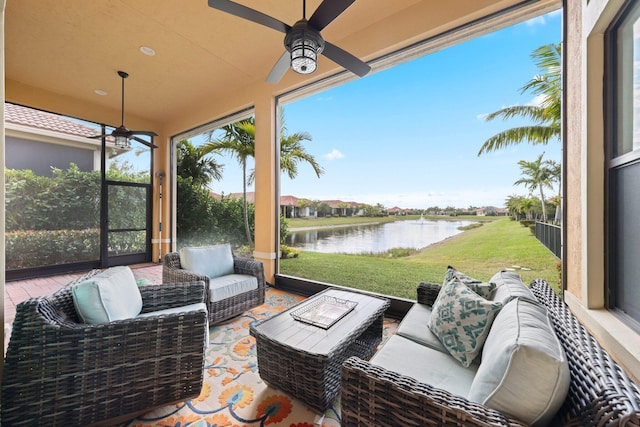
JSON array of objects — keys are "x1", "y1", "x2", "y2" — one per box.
[
  {"x1": 285, "y1": 21, "x2": 324, "y2": 75},
  {"x1": 114, "y1": 135, "x2": 131, "y2": 149},
  {"x1": 284, "y1": 0, "x2": 324, "y2": 75}
]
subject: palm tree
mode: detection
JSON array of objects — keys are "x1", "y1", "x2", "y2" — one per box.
[
  {"x1": 202, "y1": 110, "x2": 324, "y2": 247},
  {"x1": 176, "y1": 139, "x2": 223, "y2": 188},
  {"x1": 514, "y1": 153, "x2": 555, "y2": 221},
  {"x1": 478, "y1": 43, "x2": 561, "y2": 156},
  {"x1": 203, "y1": 119, "x2": 256, "y2": 246},
  {"x1": 280, "y1": 111, "x2": 324, "y2": 180}
]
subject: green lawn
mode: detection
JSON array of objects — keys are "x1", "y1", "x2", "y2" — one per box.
[{"x1": 279, "y1": 217, "x2": 560, "y2": 300}]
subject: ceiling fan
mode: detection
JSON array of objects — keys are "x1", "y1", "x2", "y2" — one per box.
[
  {"x1": 90, "y1": 70, "x2": 157, "y2": 149},
  {"x1": 208, "y1": 0, "x2": 371, "y2": 83}
]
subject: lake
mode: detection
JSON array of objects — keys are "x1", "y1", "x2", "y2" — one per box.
[{"x1": 285, "y1": 219, "x2": 475, "y2": 254}]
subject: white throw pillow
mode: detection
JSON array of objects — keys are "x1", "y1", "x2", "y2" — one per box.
[
  {"x1": 428, "y1": 278, "x2": 503, "y2": 367},
  {"x1": 179, "y1": 244, "x2": 235, "y2": 279},
  {"x1": 72, "y1": 266, "x2": 142, "y2": 324},
  {"x1": 489, "y1": 270, "x2": 536, "y2": 305},
  {"x1": 468, "y1": 298, "x2": 570, "y2": 426}
]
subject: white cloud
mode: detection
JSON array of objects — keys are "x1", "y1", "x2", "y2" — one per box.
[
  {"x1": 529, "y1": 94, "x2": 546, "y2": 107},
  {"x1": 324, "y1": 149, "x2": 345, "y2": 160}
]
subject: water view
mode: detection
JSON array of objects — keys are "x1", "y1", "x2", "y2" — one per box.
[{"x1": 285, "y1": 219, "x2": 475, "y2": 254}]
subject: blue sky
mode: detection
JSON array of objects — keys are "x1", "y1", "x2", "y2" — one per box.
[{"x1": 203, "y1": 10, "x2": 562, "y2": 209}]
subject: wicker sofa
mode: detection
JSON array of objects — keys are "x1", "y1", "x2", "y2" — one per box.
[
  {"x1": 163, "y1": 244, "x2": 266, "y2": 325},
  {"x1": 2, "y1": 269, "x2": 209, "y2": 426},
  {"x1": 342, "y1": 277, "x2": 640, "y2": 426}
]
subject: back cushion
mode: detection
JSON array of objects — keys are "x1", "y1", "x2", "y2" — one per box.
[
  {"x1": 489, "y1": 270, "x2": 536, "y2": 305},
  {"x1": 468, "y1": 298, "x2": 570, "y2": 426},
  {"x1": 180, "y1": 244, "x2": 235, "y2": 279},
  {"x1": 72, "y1": 266, "x2": 142, "y2": 324}
]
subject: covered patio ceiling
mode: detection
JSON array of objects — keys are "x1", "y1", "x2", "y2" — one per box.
[{"x1": 5, "y1": 0, "x2": 559, "y2": 135}]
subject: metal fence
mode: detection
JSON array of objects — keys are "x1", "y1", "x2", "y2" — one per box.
[{"x1": 535, "y1": 221, "x2": 562, "y2": 259}]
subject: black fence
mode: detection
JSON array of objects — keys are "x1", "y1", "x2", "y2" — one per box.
[{"x1": 535, "y1": 221, "x2": 562, "y2": 259}]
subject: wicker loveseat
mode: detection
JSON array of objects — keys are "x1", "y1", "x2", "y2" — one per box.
[
  {"x1": 2, "y1": 269, "x2": 209, "y2": 426},
  {"x1": 163, "y1": 245, "x2": 266, "y2": 325},
  {"x1": 342, "y1": 278, "x2": 640, "y2": 426}
]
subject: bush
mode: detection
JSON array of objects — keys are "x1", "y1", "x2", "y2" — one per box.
[
  {"x1": 519, "y1": 220, "x2": 536, "y2": 228},
  {"x1": 6, "y1": 229, "x2": 100, "y2": 269}
]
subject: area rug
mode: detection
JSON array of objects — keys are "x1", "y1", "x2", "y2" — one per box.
[{"x1": 122, "y1": 288, "x2": 399, "y2": 427}]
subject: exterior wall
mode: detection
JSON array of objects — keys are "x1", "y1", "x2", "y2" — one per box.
[
  {"x1": 565, "y1": 0, "x2": 640, "y2": 381},
  {"x1": 6, "y1": 136, "x2": 94, "y2": 175}
]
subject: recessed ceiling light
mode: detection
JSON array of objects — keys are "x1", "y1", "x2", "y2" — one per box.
[
  {"x1": 139, "y1": 46, "x2": 156, "y2": 56},
  {"x1": 94, "y1": 89, "x2": 107, "y2": 96}
]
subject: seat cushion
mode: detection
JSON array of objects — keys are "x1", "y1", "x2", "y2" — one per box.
[
  {"x1": 468, "y1": 298, "x2": 570, "y2": 426},
  {"x1": 371, "y1": 334, "x2": 478, "y2": 398},
  {"x1": 209, "y1": 274, "x2": 258, "y2": 303},
  {"x1": 138, "y1": 303, "x2": 209, "y2": 346},
  {"x1": 444, "y1": 266, "x2": 496, "y2": 299},
  {"x1": 179, "y1": 244, "x2": 235, "y2": 279},
  {"x1": 395, "y1": 303, "x2": 447, "y2": 354},
  {"x1": 428, "y1": 278, "x2": 503, "y2": 367},
  {"x1": 71, "y1": 266, "x2": 142, "y2": 324},
  {"x1": 489, "y1": 270, "x2": 536, "y2": 305}
]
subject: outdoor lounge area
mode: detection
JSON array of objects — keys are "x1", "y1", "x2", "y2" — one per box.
[
  {"x1": 3, "y1": 264, "x2": 640, "y2": 426},
  {"x1": 4, "y1": 0, "x2": 640, "y2": 425}
]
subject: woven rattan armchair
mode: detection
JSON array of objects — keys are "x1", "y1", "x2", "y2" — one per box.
[
  {"x1": 341, "y1": 280, "x2": 640, "y2": 426},
  {"x1": 2, "y1": 270, "x2": 209, "y2": 426},
  {"x1": 163, "y1": 251, "x2": 266, "y2": 324}
]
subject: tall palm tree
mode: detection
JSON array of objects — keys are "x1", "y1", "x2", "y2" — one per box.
[
  {"x1": 204, "y1": 119, "x2": 256, "y2": 246},
  {"x1": 176, "y1": 139, "x2": 224, "y2": 188},
  {"x1": 202, "y1": 110, "x2": 324, "y2": 247},
  {"x1": 478, "y1": 43, "x2": 561, "y2": 156},
  {"x1": 514, "y1": 153, "x2": 555, "y2": 221}
]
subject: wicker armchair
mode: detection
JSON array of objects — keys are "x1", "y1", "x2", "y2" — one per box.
[
  {"x1": 2, "y1": 270, "x2": 209, "y2": 426},
  {"x1": 341, "y1": 280, "x2": 640, "y2": 426},
  {"x1": 163, "y1": 251, "x2": 266, "y2": 324}
]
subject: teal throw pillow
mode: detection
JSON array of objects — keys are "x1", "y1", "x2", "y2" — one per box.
[
  {"x1": 444, "y1": 265, "x2": 497, "y2": 299},
  {"x1": 428, "y1": 278, "x2": 503, "y2": 367}
]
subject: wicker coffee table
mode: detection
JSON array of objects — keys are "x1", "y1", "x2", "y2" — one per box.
[{"x1": 250, "y1": 288, "x2": 389, "y2": 413}]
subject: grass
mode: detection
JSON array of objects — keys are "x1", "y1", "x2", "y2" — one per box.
[{"x1": 279, "y1": 217, "x2": 560, "y2": 300}]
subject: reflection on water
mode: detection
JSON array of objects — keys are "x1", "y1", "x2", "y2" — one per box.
[{"x1": 285, "y1": 219, "x2": 474, "y2": 254}]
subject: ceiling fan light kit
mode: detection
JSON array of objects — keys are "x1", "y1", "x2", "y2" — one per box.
[{"x1": 285, "y1": 22, "x2": 324, "y2": 75}]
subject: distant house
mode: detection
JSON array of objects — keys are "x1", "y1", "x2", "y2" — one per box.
[{"x1": 5, "y1": 103, "x2": 126, "y2": 176}]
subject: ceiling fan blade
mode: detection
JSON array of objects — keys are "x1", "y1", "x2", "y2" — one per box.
[
  {"x1": 322, "y1": 41, "x2": 371, "y2": 77},
  {"x1": 129, "y1": 130, "x2": 158, "y2": 137},
  {"x1": 208, "y1": 0, "x2": 290, "y2": 34},
  {"x1": 266, "y1": 51, "x2": 290, "y2": 84},
  {"x1": 131, "y1": 135, "x2": 158, "y2": 148},
  {"x1": 88, "y1": 134, "x2": 106, "y2": 139},
  {"x1": 308, "y1": 0, "x2": 356, "y2": 31}
]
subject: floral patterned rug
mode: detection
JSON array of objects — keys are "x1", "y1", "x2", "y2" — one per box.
[{"x1": 122, "y1": 288, "x2": 399, "y2": 427}]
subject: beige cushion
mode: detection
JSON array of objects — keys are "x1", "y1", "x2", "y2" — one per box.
[
  {"x1": 209, "y1": 274, "x2": 258, "y2": 303},
  {"x1": 371, "y1": 335, "x2": 478, "y2": 398},
  {"x1": 428, "y1": 278, "x2": 503, "y2": 367},
  {"x1": 179, "y1": 244, "x2": 235, "y2": 279},
  {"x1": 489, "y1": 270, "x2": 536, "y2": 305},
  {"x1": 468, "y1": 298, "x2": 570, "y2": 426},
  {"x1": 395, "y1": 303, "x2": 447, "y2": 354},
  {"x1": 71, "y1": 266, "x2": 142, "y2": 324},
  {"x1": 444, "y1": 266, "x2": 496, "y2": 299}
]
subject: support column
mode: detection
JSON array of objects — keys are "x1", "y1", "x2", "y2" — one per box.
[
  {"x1": 253, "y1": 93, "x2": 278, "y2": 283},
  {"x1": 153, "y1": 133, "x2": 172, "y2": 262}
]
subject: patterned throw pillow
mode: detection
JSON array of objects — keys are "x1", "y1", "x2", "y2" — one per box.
[
  {"x1": 444, "y1": 265, "x2": 497, "y2": 299},
  {"x1": 428, "y1": 278, "x2": 503, "y2": 367}
]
